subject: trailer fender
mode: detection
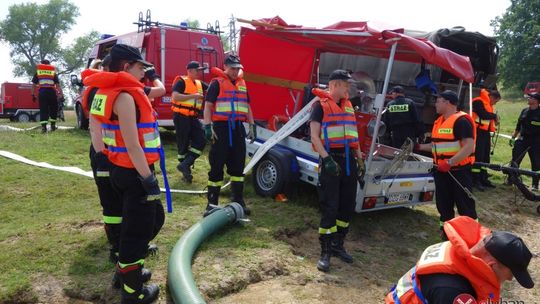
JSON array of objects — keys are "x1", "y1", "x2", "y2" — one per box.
[{"x1": 252, "y1": 147, "x2": 299, "y2": 197}]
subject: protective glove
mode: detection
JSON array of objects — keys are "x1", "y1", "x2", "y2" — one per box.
[
  {"x1": 436, "y1": 160, "x2": 452, "y2": 173},
  {"x1": 93, "y1": 151, "x2": 111, "y2": 178},
  {"x1": 139, "y1": 174, "x2": 161, "y2": 203},
  {"x1": 322, "y1": 156, "x2": 341, "y2": 176},
  {"x1": 509, "y1": 137, "x2": 516, "y2": 147},
  {"x1": 204, "y1": 124, "x2": 218, "y2": 143},
  {"x1": 247, "y1": 123, "x2": 257, "y2": 144},
  {"x1": 357, "y1": 157, "x2": 366, "y2": 179},
  {"x1": 144, "y1": 68, "x2": 159, "y2": 81}
]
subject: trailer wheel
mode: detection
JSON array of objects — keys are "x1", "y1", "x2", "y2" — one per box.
[
  {"x1": 33, "y1": 113, "x2": 40, "y2": 122},
  {"x1": 16, "y1": 112, "x2": 31, "y2": 123},
  {"x1": 253, "y1": 153, "x2": 287, "y2": 197},
  {"x1": 76, "y1": 104, "x2": 89, "y2": 130}
]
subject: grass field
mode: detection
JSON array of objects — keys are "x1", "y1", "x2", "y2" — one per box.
[{"x1": 0, "y1": 104, "x2": 538, "y2": 304}]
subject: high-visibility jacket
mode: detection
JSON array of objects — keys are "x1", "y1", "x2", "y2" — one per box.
[
  {"x1": 431, "y1": 111, "x2": 476, "y2": 167},
  {"x1": 312, "y1": 89, "x2": 359, "y2": 151},
  {"x1": 36, "y1": 64, "x2": 57, "y2": 89},
  {"x1": 86, "y1": 71, "x2": 161, "y2": 168},
  {"x1": 472, "y1": 89, "x2": 496, "y2": 132},
  {"x1": 385, "y1": 216, "x2": 501, "y2": 304},
  {"x1": 171, "y1": 76, "x2": 203, "y2": 117},
  {"x1": 211, "y1": 68, "x2": 248, "y2": 122},
  {"x1": 80, "y1": 68, "x2": 101, "y2": 113}
]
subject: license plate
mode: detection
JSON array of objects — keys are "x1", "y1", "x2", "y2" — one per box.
[{"x1": 387, "y1": 193, "x2": 411, "y2": 204}]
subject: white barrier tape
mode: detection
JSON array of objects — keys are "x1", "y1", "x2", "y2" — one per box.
[
  {"x1": 0, "y1": 125, "x2": 75, "y2": 132},
  {"x1": 0, "y1": 150, "x2": 230, "y2": 194}
]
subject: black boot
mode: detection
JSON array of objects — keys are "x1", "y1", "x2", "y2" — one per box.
[
  {"x1": 204, "y1": 185, "x2": 221, "y2": 217},
  {"x1": 113, "y1": 268, "x2": 152, "y2": 289},
  {"x1": 472, "y1": 174, "x2": 485, "y2": 191},
  {"x1": 50, "y1": 121, "x2": 57, "y2": 131},
  {"x1": 231, "y1": 180, "x2": 251, "y2": 216},
  {"x1": 146, "y1": 244, "x2": 158, "y2": 257},
  {"x1": 317, "y1": 234, "x2": 332, "y2": 272},
  {"x1": 117, "y1": 263, "x2": 159, "y2": 304},
  {"x1": 41, "y1": 124, "x2": 47, "y2": 133},
  {"x1": 177, "y1": 154, "x2": 196, "y2": 183},
  {"x1": 105, "y1": 223, "x2": 122, "y2": 264},
  {"x1": 332, "y1": 230, "x2": 353, "y2": 263}
]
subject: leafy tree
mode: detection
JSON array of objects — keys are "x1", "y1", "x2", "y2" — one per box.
[{"x1": 492, "y1": 0, "x2": 540, "y2": 92}]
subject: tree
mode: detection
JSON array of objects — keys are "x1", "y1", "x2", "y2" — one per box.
[
  {"x1": 492, "y1": 0, "x2": 540, "y2": 92},
  {"x1": 0, "y1": 0, "x2": 81, "y2": 78}
]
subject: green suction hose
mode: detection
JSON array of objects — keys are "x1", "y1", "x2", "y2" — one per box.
[{"x1": 168, "y1": 203, "x2": 245, "y2": 304}]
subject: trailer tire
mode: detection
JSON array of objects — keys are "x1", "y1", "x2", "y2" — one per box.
[
  {"x1": 252, "y1": 148, "x2": 298, "y2": 198},
  {"x1": 16, "y1": 112, "x2": 31, "y2": 123},
  {"x1": 76, "y1": 104, "x2": 89, "y2": 130},
  {"x1": 33, "y1": 113, "x2": 40, "y2": 122}
]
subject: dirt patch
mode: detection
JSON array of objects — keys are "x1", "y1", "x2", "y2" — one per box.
[{"x1": 72, "y1": 220, "x2": 103, "y2": 233}]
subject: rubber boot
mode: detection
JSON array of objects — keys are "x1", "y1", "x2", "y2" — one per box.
[
  {"x1": 331, "y1": 230, "x2": 353, "y2": 263},
  {"x1": 41, "y1": 124, "x2": 47, "y2": 133},
  {"x1": 113, "y1": 268, "x2": 152, "y2": 289},
  {"x1": 50, "y1": 121, "x2": 57, "y2": 132},
  {"x1": 177, "y1": 154, "x2": 196, "y2": 183},
  {"x1": 317, "y1": 234, "x2": 332, "y2": 272},
  {"x1": 146, "y1": 244, "x2": 158, "y2": 257},
  {"x1": 204, "y1": 185, "x2": 221, "y2": 217},
  {"x1": 105, "y1": 223, "x2": 122, "y2": 264},
  {"x1": 117, "y1": 263, "x2": 159, "y2": 304},
  {"x1": 231, "y1": 180, "x2": 251, "y2": 215}
]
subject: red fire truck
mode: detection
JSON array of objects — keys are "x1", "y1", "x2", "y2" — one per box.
[
  {"x1": 72, "y1": 10, "x2": 225, "y2": 129},
  {"x1": 0, "y1": 82, "x2": 40, "y2": 122}
]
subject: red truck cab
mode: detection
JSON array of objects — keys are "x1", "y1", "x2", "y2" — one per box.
[{"x1": 73, "y1": 12, "x2": 225, "y2": 129}]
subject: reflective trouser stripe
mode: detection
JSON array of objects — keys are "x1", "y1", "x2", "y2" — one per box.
[
  {"x1": 336, "y1": 219, "x2": 349, "y2": 228},
  {"x1": 208, "y1": 180, "x2": 223, "y2": 187},
  {"x1": 319, "y1": 226, "x2": 337, "y2": 234},
  {"x1": 471, "y1": 168, "x2": 481, "y2": 173},
  {"x1": 230, "y1": 176, "x2": 244, "y2": 182},
  {"x1": 103, "y1": 215, "x2": 122, "y2": 224},
  {"x1": 189, "y1": 147, "x2": 202, "y2": 155}
]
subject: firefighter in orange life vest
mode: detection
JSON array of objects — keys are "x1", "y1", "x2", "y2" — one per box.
[
  {"x1": 309, "y1": 70, "x2": 363, "y2": 272},
  {"x1": 82, "y1": 55, "x2": 163, "y2": 267},
  {"x1": 171, "y1": 61, "x2": 208, "y2": 183},
  {"x1": 385, "y1": 216, "x2": 534, "y2": 304},
  {"x1": 416, "y1": 90, "x2": 477, "y2": 238},
  {"x1": 471, "y1": 89, "x2": 501, "y2": 191},
  {"x1": 202, "y1": 54, "x2": 255, "y2": 216},
  {"x1": 87, "y1": 44, "x2": 165, "y2": 304},
  {"x1": 32, "y1": 59, "x2": 63, "y2": 133}
]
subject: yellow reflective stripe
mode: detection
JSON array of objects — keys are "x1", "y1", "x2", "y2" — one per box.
[
  {"x1": 37, "y1": 70, "x2": 55, "y2": 76},
  {"x1": 238, "y1": 86, "x2": 247, "y2": 92},
  {"x1": 189, "y1": 147, "x2": 202, "y2": 155},
  {"x1": 394, "y1": 269, "x2": 414, "y2": 298},
  {"x1": 179, "y1": 99, "x2": 196, "y2": 107},
  {"x1": 103, "y1": 215, "x2": 122, "y2": 224},
  {"x1": 147, "y1": 194, "x2": 161, "y2": 201},
  {"x1": 49, "y1": 118, "x2": 56, "y2": 122},
  {"x1": 39, "y1": 79, "x2": 55, "y2": 85},
  {"x1": 432, "y1": 141, "x2": 461, "y2": 153},
  {"x1": 118, "y1": 259, "x2": 144, "y2": 268},
  {"x1": 96, "y1": 170, "x2": 109, "y2": 177},
  {"x1": 471, "y1": 168, "x2": 481, "y2": 173},
  {"x1": 215, "y1": 102, "x2": 249, "y2": 113},
  {"x1": 124, "y1": 284, "x2": 136, "y2": 294},
  {"x1": 230, "y1": 176, "x2": 244, "y2": 182},
  {"x1": 318, "y1": 226, "x2": 337, "y2": 234},
  {"x1": 208, "y1": 180, "x2": 223, "y2": 187},
  {"x1": 531, "y1": 121, "x2": 540, "y2": 126},
  {"x1": 102, "y1": 129, "x2": 116, "y2": 146},
  {"x1": 345, "y1": 106, "x2": 354, "y2": 113},
  {"x1": 336, "y1": 220, "x2": 349, "y2": 228},
  {"x1": 143, "y1": 130, "x2": 161, "y2": 148}
]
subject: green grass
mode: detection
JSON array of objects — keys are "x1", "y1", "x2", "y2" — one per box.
[{"x1": 0, "y1": 105, "x2": 538, "y2": 303}]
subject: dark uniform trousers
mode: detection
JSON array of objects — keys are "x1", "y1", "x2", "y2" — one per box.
[
  {"x1": 89, "y1": 146, "x2": 123, "y2": 254},
  {"x1": 208, "y1": 121, "x2": 246, "y2": 182},
  {"x1": 472, "y1": 129, "x2": 491, "y2": 180},
  {"x1": 434, "y1": 168, "x2": 477, "y2": 225},
  {"x1": 512, "y1": 136, "x2": 540, "y2": 187},
  {"x1": 318, "y1": 153, "x2": 358, "y2": 231},
  {"x1": 110, "y1": 165, "x2": 165, "y2": 264},
  {"x1": 38, "y1": 88, "x2": 58, "y2": 124},
  {"x1": 173, "y1": 112, "x2": 206, "y2": 162}
]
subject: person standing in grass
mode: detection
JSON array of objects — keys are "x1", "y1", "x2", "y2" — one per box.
[{"x1": 87, "y1": 44, "x2": 164, "y2": 304}]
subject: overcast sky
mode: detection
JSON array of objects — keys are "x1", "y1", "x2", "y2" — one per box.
[{"x1": 0, "y1": 0, "x2": 510, "y2": 83}]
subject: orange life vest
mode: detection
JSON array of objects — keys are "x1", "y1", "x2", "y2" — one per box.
[
  {"x1": 81, "y1": 68, "x2": 101, "y2": 113},
  {"x1": 431, "y1": 111, "x2": 476, "y2": 167},
  {"x1": 385, "y1": 216, "x2": 501, "y2": 304},
  {"x1": 36, "y1": 64, "x2": 56, "y2": 88},
  {"x1": 171, "y1": 76, "x2": 203, "y2": 116},
  {"x1": 211, "y1": 68, "x2": 248, "y2": 122},
  {"x1": 312, "y1": 88, "x2": 359, "y2": 151},
  {"x1": 86, "y1": 71, "x2": 160, "y2": 169},
  {"x1": 472, "y1": 89, "x2": 496, "y2": 132}
]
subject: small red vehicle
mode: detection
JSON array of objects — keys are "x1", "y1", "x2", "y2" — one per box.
[
  {"x1": 0, "y1": 82, "x2": 40, "y2": 122},
  {"x1": 524, "y1": 82, "x2": 540, "y2": 95}
]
